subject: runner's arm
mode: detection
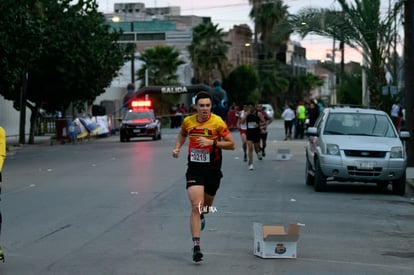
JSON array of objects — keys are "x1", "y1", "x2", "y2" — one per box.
[
  {"x1": 172, "y1": 129, "x2": 187, "y2": 158},
  {"x1": 216, "y1": 133, "x2": 235, "y2": 150}
]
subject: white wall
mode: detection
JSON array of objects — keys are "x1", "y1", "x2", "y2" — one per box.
[{"x1": 0, "y1": 96, "x2": 30, "y2": 138}]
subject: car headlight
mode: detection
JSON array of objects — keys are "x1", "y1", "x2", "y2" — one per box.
[
  {"x1": 146, "y1": 123, "x2": 156, "y2": 129},
  {"x1": 390, "y1": 146, "x2": 403, "y2": 158},
  {"x1": 326, "y1": 144, "x2": 340, "y2": 155}
]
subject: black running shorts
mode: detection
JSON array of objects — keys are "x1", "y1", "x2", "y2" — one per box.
[{"x1": 186, "y1": 169, "x2": 223, "y2": 196}]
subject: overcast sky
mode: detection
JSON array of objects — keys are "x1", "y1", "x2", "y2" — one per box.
[{"x1": 95, "y1": 0, "x2": 400, "y2": 63}]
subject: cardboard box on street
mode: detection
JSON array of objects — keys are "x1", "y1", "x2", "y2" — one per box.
[
  {"x1": 275, "y1": 149, "x2": 292, "y2": 161},
  {"x1": 253, "y1": 222, "x2": 300, "y2": 258}
]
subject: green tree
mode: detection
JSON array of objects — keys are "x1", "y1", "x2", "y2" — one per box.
[
  {"x1": 256, "y1": 60, "x2": 289, "y2": 110},
  {"x1": 0, "y1": 0, "x2": 44, "y2": 143},
  {"x1": 223, "y1": 65, "x2": 259, "y2": 105},
  {"x1": 0, "y1": 0, "x2": 129, "y2": 143},
  {"x1": 337, "y1": 71, "x2": 363, "y2": 105},
  {"x1": 137, "y1": 45, "x2": 185, "y2": 86},
  {"x1": 289, "y1": 73, "x2": 324, "y2": 103},
  {"x1": 188, "y1": 23, "x2": 229, "y2": 84},
  {"x1": 137, "y1": 45, "x2": 185, "y2": 113},
  {"x1": 249, "y1": 0, "x2": 293, "y2": 111},
  {"x1": 249, "y1": 0, "x2": 292, "y2": 59},
  {"x1": 292, "y1": 0, "x2": 403, "y2": 109}
]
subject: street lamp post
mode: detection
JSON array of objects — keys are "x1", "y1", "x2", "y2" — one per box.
[
  {"x1": 130, "y1": 21, "x2": 135, "y2": 86},
  {"x1": 112, "y1": 16, "x2": 136, "y2": 86}
]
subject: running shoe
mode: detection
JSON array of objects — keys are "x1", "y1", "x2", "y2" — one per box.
[
  {"x1": 257, "y1": 152, "x2": 263, "y2": 160},
  {"x1": 193, "y1": 245, "x2": 203, "y2": 262},
  {"x1": 200, "y1": 214, "x2": 205, "y2": 231},
  {"x1": 0, "y1": 245, "x2": 4, "y2": 262},
  {"x1": 262, "y1": 150, "x2": 266, "y2": 157},
  {"x1": 243, "y1": 153, "x2": 247, "y2": 162},
  {"x1": 249, "y1": 164, "x2": 254, "y2": 170}
]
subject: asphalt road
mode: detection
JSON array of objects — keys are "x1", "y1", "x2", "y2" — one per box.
[{"x1": 1, "y1": 121, "x2": 414, "y2": 274}]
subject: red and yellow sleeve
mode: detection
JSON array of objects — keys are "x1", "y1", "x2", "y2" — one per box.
[{"x1": 0, "y1": 127, "x2": 6, "y2": 172}]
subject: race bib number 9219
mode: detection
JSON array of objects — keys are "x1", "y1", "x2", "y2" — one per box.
[{"x1": 190, "y1": 148, "x2": 210, "y2": 163}]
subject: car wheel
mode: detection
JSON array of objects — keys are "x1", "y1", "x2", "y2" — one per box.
[
  {"x1": 120, "y1": 132, "x2": 126, "y2": 142},
  {"x1": 392, "y1": 171, "x2": 406, "y2": 196},
  {"x1": 158, "y1": 131, "x2": 162, "y2": 140},
  {"x1": 376, "y1": 182, "x2": 388, "y2": 192},
  {"x1": 305, "y1": 153, "x2": 314, "y2": 186},
  {"x1": 314, "y1": 158, "x2": 327, "y2": 192}
]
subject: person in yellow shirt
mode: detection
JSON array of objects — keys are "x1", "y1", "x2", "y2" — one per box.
[
  {"x1": 172, "y1": 91, "x2": 235, "y2": 262},
  {"x1": 295, "y1": 101, "x2": 306, "y2": 139},
  {"x1": 0, "y1": 126, "x2": 5, "y2": 262}
]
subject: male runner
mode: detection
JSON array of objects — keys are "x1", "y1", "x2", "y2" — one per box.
[{"x1": 172, "y1": 92, "x2": 235, "y2": 262}]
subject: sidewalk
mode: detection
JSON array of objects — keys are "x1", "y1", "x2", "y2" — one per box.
[{"x1": 407, "y1": 167, "x2": 414, "y2": 193}]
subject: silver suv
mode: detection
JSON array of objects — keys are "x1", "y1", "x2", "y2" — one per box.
[{"x1": 305, "y1": 106, "x2": 410, "y2": 195}]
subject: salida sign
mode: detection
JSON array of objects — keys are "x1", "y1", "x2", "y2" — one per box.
[
  {"x1": 160, "y1": 86, "x2": 188, "y2": 94},
  {"x1": 135, "y1": 84, "x2": 214, "y2": 97}
]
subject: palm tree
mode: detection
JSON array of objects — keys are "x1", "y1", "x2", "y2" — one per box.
[
  {"x1": 292, "y1": 0, "x2": 404, "y2": 109},
  {"x1": 137, "y1": 45, "x2": 185, "y2": 87},
  {"x1": 249, "y1": 0, "x2": 293, "y2": 109},
  {"x1": 249, "y1": 0, "x2": 292, "y2": 59},
  {"x1": 188, "y1": 22, "x2": 229, "y2": 84},
  {"x1": 257, "y1": 59, "x2": 289, "y2": 102},
  {"x1": 137, "y1": 45, "x2": 185, "y2": 113}
]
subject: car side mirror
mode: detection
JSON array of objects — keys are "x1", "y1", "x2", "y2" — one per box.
[
  {"x1": 399, "y1": 131, "x2": 411, "y2": 141},
  {"x1": 306, "y1": 127, "x2": 318, "y2": 137}
]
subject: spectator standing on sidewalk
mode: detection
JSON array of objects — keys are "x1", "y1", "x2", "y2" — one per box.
[
  {"x1": 281, "y1": 103, "x2": 295, "y2": 140},
  {"x1": 122, "y1": 83, "x2": 135, "y2": 117},
  {"x1": 172, "y1": 91, "x2": 235, "y2": 262},
  {"x1": 307, "y1": 100, "x2": 320, "y2": 128},
  {"x1": 390, "y1": 100, "x2": 401, "y2": 130},
  {"x1": 0, "y1": 126, "x2": 6, "y2": 262},
  {"x1": 295, "y1": 101, "x2": 306, "y2": 139}
]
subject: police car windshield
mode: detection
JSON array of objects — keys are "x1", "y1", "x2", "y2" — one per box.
[{"x1": 126, "y1": 111, "x2": 154, "y2": 120}]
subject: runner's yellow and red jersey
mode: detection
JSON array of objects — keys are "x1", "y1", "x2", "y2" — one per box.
[{"x1": 181, "y1": 113, "x2": 230, "y2": 167}]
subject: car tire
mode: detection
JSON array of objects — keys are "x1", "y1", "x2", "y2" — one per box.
[
  {"x1": 314, "y1": 158, "x2": 327, "y2": 192},
  {"x1": 376, "y1": 182, "x2": 388, "y2": 192},
  {"x1": 392, "y1": 171, "x2": 406, "y2": 196},
  {"x1": 120, "y1": 132, "x2": 126, "y2": 142},
  {"x1": 305, "y1": 153, "x2": 314, "y2": 186}
]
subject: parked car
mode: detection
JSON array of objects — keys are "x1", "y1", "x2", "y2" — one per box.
[
  {"x1": 119, "y1": 100, "x2": 162, "y2": 142},
  {"x1": 305, "y1": 105, "x2": 410, "y2": 195},
  {"x1": 261, "y1": 104, "x2": 274, "y2": 119}
]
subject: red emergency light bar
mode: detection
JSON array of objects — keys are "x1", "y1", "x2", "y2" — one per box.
[{"x1": 130, "y1": 100, "x2": 152, "y2": 108}]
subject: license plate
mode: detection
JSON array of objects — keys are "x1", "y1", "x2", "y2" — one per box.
[
  {"x1": 133, "y1": 129, "x2": 143, "y2": 133},
  {"x1": 357, "y1": 162, "x2": 375, "y2": 170}
]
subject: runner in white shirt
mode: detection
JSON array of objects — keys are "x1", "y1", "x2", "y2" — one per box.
[
  {"x1": 281, "y1": 104, "x2": 295, "y2": 140},
  {"x1": 236, "y1": 105, "x2": 248, "y2": 161}
]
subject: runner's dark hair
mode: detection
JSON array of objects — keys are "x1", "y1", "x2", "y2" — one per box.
[{"x1": 195, "y1": 91, "x2": 212, "y2": 104}]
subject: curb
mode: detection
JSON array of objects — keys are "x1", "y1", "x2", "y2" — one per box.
[{"x1": 407, "y1": 179, "x2": 414, "y2": 197}]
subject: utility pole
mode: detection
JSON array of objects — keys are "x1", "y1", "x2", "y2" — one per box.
[
  {"x1": 19, "y1": 70, "x2": 28, "y2": 144},
  {"x1": 130, "y1": 21, "x2": 136, "y2": 86},
  {"x1": 404, "y1": 0, "x2": 414, "y2": 166}
]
